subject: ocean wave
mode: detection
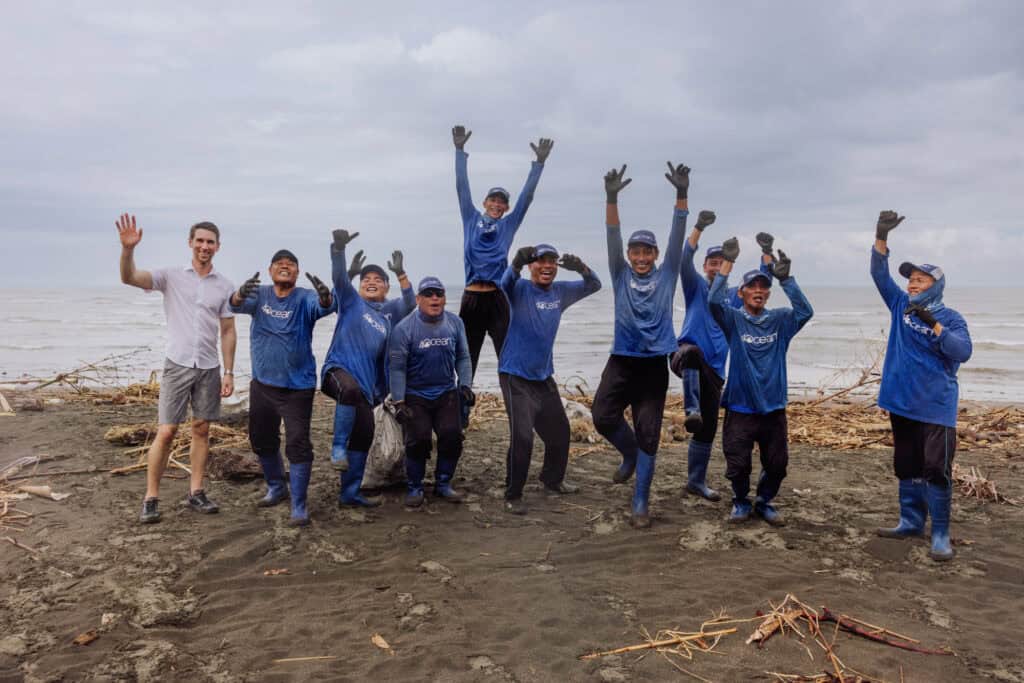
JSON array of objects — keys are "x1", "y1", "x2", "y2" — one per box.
[
  {"x1": 0, "y1": 343, "x2": 56, "y2": 351},
  {"x1": 974, "y1": 339, "x2": 1024, "y2": 349}
]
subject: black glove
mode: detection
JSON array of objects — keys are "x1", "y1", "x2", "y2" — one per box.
[
  {"x1": 237, "y1": 272, "x2": 260, "y2": 300},
  {"x1": 772, "y1": 249, "x2": 791, "y2": 281},
  {"x1": 512, "y1": 246, "x2": 538, "y2": 270},
  {"x1": 604, "y1": 164, "x2": 632, "y2": 204},
  {"x1": 664, "y1": 161, "x2": 691, "y2": 200},
  {"x1": 876, "y1": 210, "x2": 905, "y2": 241},
  {"x1": 452, "y1": 125, "x2": 472, "y2": 150},
  {"x1": 721, "y1": 237, "x2": 739, "y2": 263},
  {"x1": 530, "y1": 138, "x2": 554, "y2": 163},
  {"x1": 557, "y1": 253, "x2": 587, "y2": 273},
  {"x1": 460, "y1": 385, "x2": 476, "y2": 408},
  {"x1": 332, "y1": 229, "x2": 359, "y2": 254},
  {"x1": 755, "y1": 232, "x2": 775, "y2": 255},
  {"x1": 346, "y1": 250, "x2": 365, "y2": 280},
  {"x1": 694, "y1": 210, "x2": 716, "y2": 231},
  {"x1": 905, "y1": 303, "x2": 938, "y2": 328},
  {"x1": 305, "y1": 273, "x2": 331, "y2": 306},
  {"x1": 387, "y1": 250, "x2": 405, "y2": 277},
  {"x1": 394, "y1": 402, "x2": 413, "y2": 426}
]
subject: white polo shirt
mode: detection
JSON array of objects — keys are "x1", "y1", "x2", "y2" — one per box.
[{"x1": 150, "y1": 265, "x2": 235, "y2": 370}]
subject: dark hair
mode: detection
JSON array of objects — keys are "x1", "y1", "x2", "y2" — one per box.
[{"x1": 189, "y1": 221, "x2": 220, "y2": 242}]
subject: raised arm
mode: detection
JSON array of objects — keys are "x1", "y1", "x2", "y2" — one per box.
[
  {"x1": 662, "y1": 162, "x2": 692, "y2": 278},
  {"x1": 387, "y1": 250, "x2": 415, "y2": 319},
  {"x1": 305, "y1": 272, "x2": 334, "y2": 312},
  {"x1": 229, "y1": 272, "x2": 261, "y2": 312},
  {"x1": 709, "y1": 238, "x2": 740, "y2": 335},
  {"x1": 387, "y1": 324, "x2": 411, "y2": 403},
  {"x1": 604, "y1": 165, "x2": 632, "y2": 277},
  {"x1": 870, "y1": 211, "x2": 906, "y2": 309},
  {"x1": 453, "y1": 125, "x2": 475, "y2": 222},
  {"x1": 557, "y1": 255, "x2": 602, "y2": 308},
  {"x1": 680, "y1": 211, "x2": 714, "y2": 298},
  {"x1": 116, "y1": 214, "x2": 154, "y2": 289},
  {"x1": 777, "y1": 257, "x2": 814, "y2": 333},
  {"x1": 330, "y1": 229, "x2": 360, "y2": 306},
  {"x1": 504, "y1": 137, "x2": 551, "y2": 229}
]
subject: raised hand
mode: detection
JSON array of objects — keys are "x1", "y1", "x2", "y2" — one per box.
[
  {"x1": 664, "y1": 162, "x2": 691, "y2": 199},
  {"x1": 905, "y1": 303, "x2": 938, "y2": 328},
  {"x1": 530, "y1": 138, "x2": 554, "y2": 163},
  {"x1": 332, "y1": 229, "x2": 359, "y2": 253},
  {"x1": 755, "y1": 232, "x2": 775, "y2": 255},
  {"x1": 695, "y1": 210, "x2": 716, "y2": 232},
  {"x1": 306, "y1": 272, "x2": 332, "y2": 306},
  {"x1": 604, "y1": 165, "x2": 632, "y2": 204},
  {"x1": 876, "y1": 210, "x2": 905, "y2": 241},
  {"x1": 721, "y1": 237, "x2": 740, "y2": 263},
  {"x1": 347, "y1": 250, "x2": 366, "y2": 280},
  {"x1": 452, "y1": 125, "x2": 472, "y2": 150},
  {"x1": 772, "y1": 249, "x2": 792, "y2": 280},
  {"x1": 116, "y1": 213, "x2": 143, "y2": 249},
  {"x1": 511, "y1": 246, "x2": 538, "y2": 270},
  {"x1": 387, "y1": 250, "x2": 405, "y2": 277},
  {"x1": 557, "y1": 253, "x2": 587, "y2": 273},
  {"x1": 237, "y1": 272, "x2": 260, "y2": 300}
]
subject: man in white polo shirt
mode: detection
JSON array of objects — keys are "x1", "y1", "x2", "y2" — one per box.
[{"x1": 116, "y1": 213, "x2": 237, "y2": 523}]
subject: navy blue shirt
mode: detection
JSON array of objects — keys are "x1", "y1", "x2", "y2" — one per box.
[
  {"x1": 499, "y1": 267, "x2": 602, "y2": 381},
  {"x1": 389, "y1": 310, "x2": 472, "y2": 401},
  {"x1": 230, "y1": 286, "x2": 332, "y2": 390}
]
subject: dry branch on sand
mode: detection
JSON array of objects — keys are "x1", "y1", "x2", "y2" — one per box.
[
  {"x1": 103, "y1": 421, "x2": 259, "y2": 480},
  {"x1": 952, "y1": 463, "x2": 1019, "y2": 505}
]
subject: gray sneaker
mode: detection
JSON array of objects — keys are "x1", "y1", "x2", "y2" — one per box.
[
  {"x1": 186, "y1": 489, "x2": 220, "y2": 514},
  {"x1": 140, "y1": 497, "x2": 161, "y2": 524}
]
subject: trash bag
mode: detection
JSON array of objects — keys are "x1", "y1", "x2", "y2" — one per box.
[{"x1": 362, "y1": 402, "x2": 406, "y2": 488}]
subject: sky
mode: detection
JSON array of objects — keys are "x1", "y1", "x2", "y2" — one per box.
[{"x1": 2, "y1": 1, "x2": 1022, "y2": 288}]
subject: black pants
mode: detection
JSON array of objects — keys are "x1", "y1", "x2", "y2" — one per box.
[
  {"x1": 459, "y1": 289, "x2": 510, "y2": 377},
  {"x1": 722, "y1": 409, "x2": 789, "y2": 502},
  {"x1": 499, "y1": 373, "x2": 570, "y2": 500},
  {"x1": 672, "y1": 343, "x2": 725, "y2": 444},
  {"x1": 890, "y1": 413, "x2": 956, "y2": 487},
  {"x1": 249, "y1": 379, "x2": 316, "y2": 464},
  {"x1": 404, "y1": 391, "x2": 464, "y2": 464},
  {"x1": 592, "y1": 354, "x2": 670, "y2": 455},
  {"x1": 321, "y1": 367, "x2": 375, "y2": 452}
]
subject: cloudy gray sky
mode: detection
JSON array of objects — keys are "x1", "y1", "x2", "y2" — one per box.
[{"x1": 2, "y1": 1, "x2": 1021, "y2": 288}]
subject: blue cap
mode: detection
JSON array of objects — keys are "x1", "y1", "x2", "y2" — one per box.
[
  {"x1": 898, "y1": 262, "x2": 944, "y2": 281},
  {"x1": 359, "y1": 264, "x2": 389, "y2": 282},
  {"x1": 627, "y1": 230, "x2": 658, "y2": 248},
  {"x1": 486, "y1": 187, "x2": 510, "y2": 202},
  {"x1": 416, "y1": 276, "x2": 445, "y2": 294},
  {"x1": 705, "y1": 245, "x2": 724, "y2": 259},
  {"x1": 740, "y1": 269, "x2": 772, "y2": 288},
  {"x1": 535, "y1": 243, "x2": 559, "y2": 258}
]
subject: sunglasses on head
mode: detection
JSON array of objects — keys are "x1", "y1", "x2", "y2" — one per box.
[{"x1": 420, "y1": 288, "x2": 445, "y2": 298}]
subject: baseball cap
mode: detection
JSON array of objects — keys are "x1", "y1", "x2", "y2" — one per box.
[
  {"x1": 705, "y1": 245, "x2": 724, "y2": 259},
  {"x1": 417, "y1": 276, "x2": 445, "y2": 295},
  {"x1": 627, "y1": 230, "x2": 658, "y2": 248},
  {"x1": 359, "y1": 264, "x2": 390, "y2": 282},
  {"x1": 271, "y1": 249, "x2": 298, "y2": 265},
  {"x1": 535, "y1": 243, "x2": 559, "y2": 258},
  {"x1": 898, "y1": 262, "x2": 944, "y2": 281},
  {"x1": 486, "y1": 187, "x2": 510, "y2": 202},
  {"x1": 740, "y1": 269, "x2": 772, "y2": 288}
]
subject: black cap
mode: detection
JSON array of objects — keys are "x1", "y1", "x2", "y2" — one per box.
[{"x1": 271, "y1": 249, "x2": 298, "y2": 265}]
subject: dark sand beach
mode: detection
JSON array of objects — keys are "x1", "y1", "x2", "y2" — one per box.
[{"x1": 1, "y1": 393, "x2": 1022, "y2": 682}]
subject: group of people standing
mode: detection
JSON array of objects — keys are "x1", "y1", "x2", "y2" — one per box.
[{"x1": 115, "y1": 126, "x2": 972, "y2": 562}]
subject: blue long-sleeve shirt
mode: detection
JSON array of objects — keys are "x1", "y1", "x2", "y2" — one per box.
[
  {"x1": 678, "y1": 244, "x2": 772, "y2": 378},
  {"x1": 709, "y1": 273, "x2": 813, "y2": 414},
  {"x1": 456, "y1": 149, "x2": 544, "y2": 285},
  {"x1": 322, "y1": 245, "x2": 393, "y2": 405},
  {"x1": 348, "y1": 272, "x2": 415, "y2": 324},
  {"x1": 389, "y1": 310, "x2": 472, "y2": 402},
  {"x1": 230, "y1": 286, "x2": 333, "y2": 390},
  {"x1": 498, "y1": 266, "x2": 602, "y2": 381},
  {"x1": 870, "y1": 248, "x2": 971, "y2": 428},
  {"x1": 607, "y1": 208, "x2": 688, "y2": 357}
]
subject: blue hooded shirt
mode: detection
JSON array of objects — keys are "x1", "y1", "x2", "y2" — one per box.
[
  {"x1": 456, "y1": 149, "x2": 545, "y2": 286},
  {"x1": 230, "y1": 285, "x2": 333, "y2": 390},
  {"x1": 709, "y1": 273, "x2": 814, "y2": 414},
  {"x1": 607, "y1": 208, "x2": 688, "y2": 357},
  {"x1": 498, "y1": 266, "x2": 602, "y2": 381},
  {"x1": 389, "y1": 310, "x2": 472, "y2": 401},
  {"x1": 871, "y1": 248, "x2": 972, "y2": 427}
]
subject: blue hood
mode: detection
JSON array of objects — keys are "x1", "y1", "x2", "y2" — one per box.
[{"x1": 909, "y1": 273, "x2": 945, "y2": 312}]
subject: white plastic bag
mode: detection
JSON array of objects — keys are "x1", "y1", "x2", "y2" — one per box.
[{"x1": 362, "y1": 402, "x2": 406, "y2": 488}]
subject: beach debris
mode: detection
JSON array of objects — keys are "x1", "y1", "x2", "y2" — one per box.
[
  {"x1": 22, "y1": 348, "x2": 152, "y2": 394},
  {"x1": 104, "y1": 420, "x2": 257, "y2": 479},
  {"x1": 579, "y1": 622, "x2": 737, "y2": 661},
  {"x1": 272, "y1": 656, "x2": 338, "y2": 664},
  {"x1": 0, "y1": 390, "x2": 14, "y2": 416},
  {"x1": 371, "y1": 633, "x2": 395, "y2": 655},
  {"x1": 4, "y1": 536, "x2": 42, "y2": 557},
  {"x1": 263, "y1": 568, "x2": 290, "y2": 576},
  {"x1": 952, "y1": 463, "x2": 1019, "y2": 505},
  {"x1": 72, "y1": 630, "x2": 99, "y2": 646},
  {"x1": 17, "y1": 484, "x2": 71, "y2": 501}
]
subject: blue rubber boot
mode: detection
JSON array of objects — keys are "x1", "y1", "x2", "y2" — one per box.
[
  {"x1": 608, "y1": 422, "x2": 639, "y2": 484},
  {"x1": 685, "y1": 440, "x2": 721, "y2": 501},
  {"x1": 330, "y1": 404, "x2": 355, "y2": 471},
  {"x1": 877, "y1": 478, "x2": 927, "y2": 538},
  {"x1": 405, "y1": 456, "x2": 426, "y2": 508},
  {"x1": 629, "y1": 450, "x2": 656, "y2": 529},
  {"x1": 287, "y1": 461, "x2": 312, "y2": 527},
  {"x1": 256, "y1": 453, "x2": 289, "y2": 507},
  {"x1": 926, "y1": 483, "x2": 955, "y2": 561},
  {"x1": 728, "y1": 476, "x2": 752, "y2": 523},
  {"x1": 682, "y1": 369, "x2": 703, "y2": 433},
  {"x1": 338, "y1": 450, "x2": 381, "y2": 508},
  {"x1": 434, "y1": 456, "x2": 464, "y2": 503},
  {"x1": 754, "y1": 496, "x2": 785, "y2": 526}
]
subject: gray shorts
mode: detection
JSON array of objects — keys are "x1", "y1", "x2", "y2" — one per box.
[{"x1": 158, "y1": 359, "x2": 222, "y2": 425}]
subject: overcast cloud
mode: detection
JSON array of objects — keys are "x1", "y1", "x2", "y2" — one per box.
[{"x1": 2, "y1": 1, "x2": 1022, "y2": 288}]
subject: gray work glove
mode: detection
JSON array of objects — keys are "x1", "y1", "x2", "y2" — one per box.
[
  {"x1": 237, "y1": 272, "x2": 260, "y2": 300},
  {"x1": 772, "y1": 250, "x2": 791, "y2": 281},
  {"x1": 347, "y1": 250, "x2": 366, "y2": 280},
  {"x1": 664, "y1": 161, "x2": 691, "y2": 200},
  {"x1": 756, "y1": 232, "x2": 775, "y2": 255},
  {"x1": 512, "y1": 246, "x2": 538, "y2": 271},
  {"x1": 332, "y1": 229, "x2": 359, "y2": 254},
  {"x1": 452, "y1": 125, "x2": 472, "y2": 150},
  {"x1": 387, "y1": 250, "x2": 405, "y2": 277},
  {"x1": 876, "y1": 210, "x2": 905, "y2": 241},
  {"x1": 306, "y1": 272, "x2": 332, "y2": 306},
  {"x1": 604, "y1": 164, "x2": 632, "y2": 204},
  {"x1": 694, "y1": 210, "x2": 716, "y2": 232},
  {"x1": 530, "y1": 138, "x2": 554, "y2": 163},
  {"x1": 721, "y1": 237, "x2": 739, "y2": 263}
]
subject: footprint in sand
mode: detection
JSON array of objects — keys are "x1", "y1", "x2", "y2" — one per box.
[{"x1": 677, "y1": 520, "x2": 787, "y2": 551}]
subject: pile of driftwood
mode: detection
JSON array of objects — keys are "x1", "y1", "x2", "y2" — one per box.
[
  {"x1": 103, "y1": 421, "x2": 260, "y2": 480},
  {"x1": 952, "y1": 463, "x2": 1019, "y2": 505}
]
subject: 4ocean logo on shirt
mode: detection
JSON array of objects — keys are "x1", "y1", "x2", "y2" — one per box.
[
  {"x1": 741, "y1": 332, "x2": 779, "y2": 345},
  {"x1": 363, "y1": 313, "x2": 387, "y2": 335},
  {"x1": 629, "y1": 278, "x2": 656, "y2": 293},
  {"x1": 418, "y1": 337, "x2": 453, "y2": 349},
  {"x1": 475, "y1": 218, "x2": 497, "y2": 234},
  {"x1": 535, "y1": 301, "x2": 560, "y2": 310},
  {"x1": 261, "y1": 304, "x2": 292, "y2": 320},
  {"x1": 902, "y1": 313, "x2": 937, "y2": 337}
]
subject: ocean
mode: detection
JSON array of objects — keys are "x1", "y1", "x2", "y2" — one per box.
[{"x1": 2, "y1": 286, "x2": 1022, "y2": 402}]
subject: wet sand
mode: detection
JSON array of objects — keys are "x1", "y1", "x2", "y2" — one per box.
[{"x1": 1, "y1": 394, "x2": 1022, "y2": 682}]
